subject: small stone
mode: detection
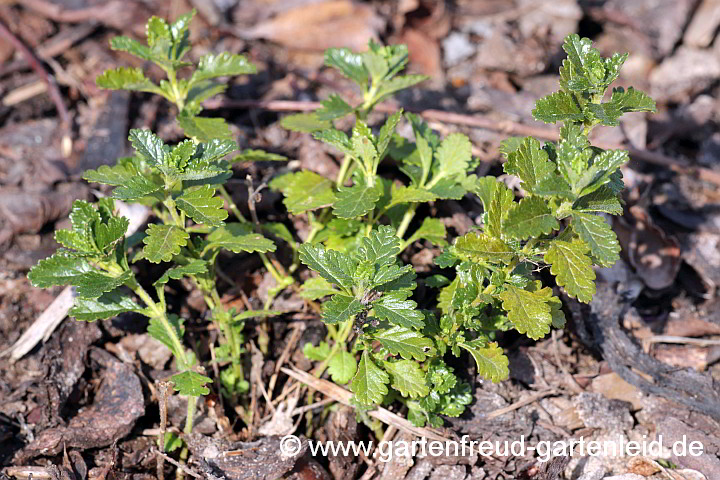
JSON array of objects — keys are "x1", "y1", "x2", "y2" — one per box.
[{"x1": 443, "y1": 32, "x2": 475, "y2": 67}]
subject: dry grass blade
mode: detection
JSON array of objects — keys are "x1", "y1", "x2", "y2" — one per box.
[{"x1": 281, "y1": 366, "x2": 451, "y2": 442}]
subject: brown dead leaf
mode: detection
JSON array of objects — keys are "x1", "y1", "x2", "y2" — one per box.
[
  {"x1": 615, "y1": 207, "x2": 682, "y2": 290},
  {"x1": 397, "y1": 28, "x2": 443, "y2": 80},
  {"x1": 242, "y1": 0, "x2": 384, "y2": 52},
  {"x1": 16, "y1": 348, "x2": 144, "y2": 462}
]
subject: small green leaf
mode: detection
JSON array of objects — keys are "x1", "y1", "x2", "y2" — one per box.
[
  {"x1": 109, "y1": 36, "x2": 152, "y2": 61},
  {"x1": 112, "y1": 176, "x2": 163, "y2": 201},
  {"x1": 574, "y1": 187, "x2": 623, "y2": 214},
  {"x1": 154, "y1": 259, "x2": 208, "y2": 287},
  {"x1": 485, "y1": 180, "x2": 515, "y2": 238},
  {"x1": 503, "y1": 196, "x2": 559, "y2": 240},
  {"x1": 270, "y1": 170, "x2": 336, "y2": 214},
  {"x1": 545, "y1": 239, "x2": 596, "y2": 303},
  {"x1": 532, "y1": 91, "x2": 584, "y2": 124},
  {"x1": 313, "y1": 128, "x2": 353, "y2": 157},
  {"x1": 175, "y1": 186, "x2": 228, "y2": 227},
  {"x1": 70, "y1": 289, "x2": 142, "y2": 321},
  {"x1": 498, "y1": 284, "x2": 553, "y2": 340},
  {"x1": 453, "y1": 233, "x2": 515, "y2": 264},
  {"x1": 233, "y1": 149, "x2": 287, "y2": 163},
  {"x1": 435, "y1": 133, "x2": 472, "y2": 179},
  {"x1": 316, "y1": 94, "x2": 354, "y2": 121},
  {"x1": 280, "y1": 113, "x2": 331, "y2": 133},
  {"x1": 374, "y1": 74, "x2": 427, "y2": 102},
  {"x1": 299, "y1": 277, "x2": 340, "y2": 300},
  {"x1": 304, "y1": 342, "x2": 331, "y2": 361},
  {"x1": 129, "y1": 129, "x2": 168, "y2": 168},
  {"x1": 29, "y1": 252, "x2": 133, "y2": 298},
  {"x1": 298, "y1": 243, "x2": 356, "y2": 290},
  {"x1": 387, "y1": 185, "x2": 438, "y2": 208},
  {"x1": 172, "y1": 371, "x2": 211, "y2": 396},
  {"x1": 323, "y1": 294, "x2": 365, "y2": 324},
  {"x1": 95, "y1": 216, "x2": 130, "y2": 252},
  {"x1": 206, "y1": 223, "x2": 276, "y2": 254},
  {"x1": 333, "y1": 177, "x2": 381, "y2": 219},
  {"x1": 572, "y1": 212, "x2": 620, "y2": 267},
  {"x1": 139, "y1": 224, "x2": 190, "y2": 263},
  {"x1": 458, "y1": 341, "x2": 509, "y2": 383},
  {"x1": 324, "y1": 47, "x2": 368, "y2": 87},
  {"x1": 328, "y1": 350, "x2": 357, "y2": 384},
  {"x1": 350, "y1": 351, "x2": 389, "y2": 407},
  {"x1": 502, "y1": 137, "x2": 557, "y2": 192},
  {"x1": 146, "y1": 16, "x2": 171, "y2": 47},
  {"x1": 383, "y1": 360, "x2": 429, "y2": 398},
  {"x1": 371, "y1": 326, "x2": 435, "y2": 361},
  {"x1": 190, "y1": 52, "x2": 256, "y2": 84},
  {"x1": 177, "y1": 114, "x2": 232, "y2": 142},
  {"x1": 147, "y1": 314, "x2": 185, "y2": 357},
  {"x1": 357, "y1": 225, "x2": 401, "y2": 269},
  {"x1": 164, "y1": 432, "x2": 183, "y2": 453},
  {"x1": 406, "y1": 217, "x2": 447, "y2": 247},
  {"x1": 372, "y1": 292, "x2": 424, "y2": 329},
  {"x1": 96, "y1": 67, "x2": 165, "y2": 96},
  {"x1": 83, "y1": 159, "x2": 140, "y2": 186}
]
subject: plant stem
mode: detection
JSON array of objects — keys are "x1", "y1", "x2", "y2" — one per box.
[
  {"x1": 336, "y1": 155, "x2": 352, "y2": 188},
  {"x1": 218, "y1": 185, "x2": 249, "y2": 223},
  {"x1": 395, "y1": 204, "x2": 418, "y2": 240}
]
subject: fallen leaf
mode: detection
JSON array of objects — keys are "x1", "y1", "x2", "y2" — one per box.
[{"x1": 243, "y1": 0, "x2": 384, "y2": 51}]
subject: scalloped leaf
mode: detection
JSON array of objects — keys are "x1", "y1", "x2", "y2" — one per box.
[
  {"x1": 139, "y1": 224, "x2": 189, "y2": 263},
  {"x1": 545, "y1": 239, "x2": 596, "y2": 303},
  {"x1": 350, "y1": 351, "x2": 389, "y2": 406}
]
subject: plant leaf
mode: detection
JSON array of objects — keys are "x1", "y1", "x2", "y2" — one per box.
[
  {"x1": 406, "y1": 217, "x2": 447, "y2": 247},
  {"x1": 139, "y1": 224, "x2": 190, "y2": 263},
  {"x1": 333, "y1": 177, "x2": 381, "y2": 219},
  {"x1": 316, "y1": 94, "x2": 354, "y2": 121},
  {"x1": 502, "y1": 137, "x2": 557, "y2": 192},
  {"x1": 322, "y1": 294, "x2": 365, "y2": 324},
  {"x1": 532, "y1": 91, "x2": 584, "y2": 124},
  {"x1": 233, "y1": 149, "x2": 287, "y2": 163},
  {"x1": 383, "y1": 360, "x2": 429, "y2": 398},
  {"x1": 435, "y1": 133, "x2": 472, "y2": 179},
  {"x1": 205, "y1": 223, "x2": 276, "y2": 253},
  {"x1": 350, "y1": 351, "x2": 389, "y2": 406},
  {"x1": 498, "y1": 284, "x2": 553, "y2": 340},
  {"x1": 458, "y1": 341, "x2": 509, "y2": 383},
  {"x1": 503, "y1": 196, "x2": 559, "y2": 240},
  {"x1": 28, "y1": 251, "x2": 132, "y2": 298},
  {"x1": 572, "y1": 212, "x2": 620, "y2": 267},
  {"x1": 70, "y1": 289, "x2": 141, "y2": 321},
  {"x1": 371, "y1": 326, "x2": 435, "y2": 361},
  {"x1": 190, "y1": 53, "x2": 256, "y2": 84},
  {"x1": 172, "y1": 371, "x2": 211, "y2": 396},
  {"x1": 573, "y1": 186, "x2": 623, "y2": 214},
  {"x1": 112, "y1": 176, "x2": 163, "y2": 201},
  {"x1": 327, "y1": 350, "x2": 357, "y2": 384},
  {"x1": 177, "y1": 114, "x2": 232, "y2": 142},
  {"x1": 129, "y1": 129, "x2": 168, "y2": 168},
  {"x1": 453, "y1": 233, "x2": 515, "y2": 264},
  {"x1": 270, "y1": 170, "x2": 336, "y2": 214},
  {"x1": 154, "y1": 259, "x2": 208, "y2": 287},
  {"x1": 96, "y1": 67, "x2": 165, "y2": 96},
  {"x1": 280, "y1": 113, "x2": 331, "y2": 133},
  {"x1": 324, "y1": 47, "x2": 368, "y2": 86},
  {"x1": 372, "y1": 291, "x2": 424, "y2": 329},
  {"x1": 175, "y1": 185, "x2": 228, "y2": 226},
  {"x1": 298, "y1": 243, "x2": 356, "y2": 290},
  {"x1": 545, "y1": 239, "x2": 596, "y2": 303},
  {"x1": 387, "y1": 184, "x2": 438, "y2": 208},
  {"x1": 299, "y1": 277, "x2": 340, "y2": 300}
]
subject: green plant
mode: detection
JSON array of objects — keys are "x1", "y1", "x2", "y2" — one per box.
[
  {"x1": 27, "y1": 11, "x2": 655, "y2": 439},
  {"x1": 28, "y1": 12, "x2": 285, "y2": 439},
  {"x1": 279, "y1": 34, "x2": 655, "y2": 426}
]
